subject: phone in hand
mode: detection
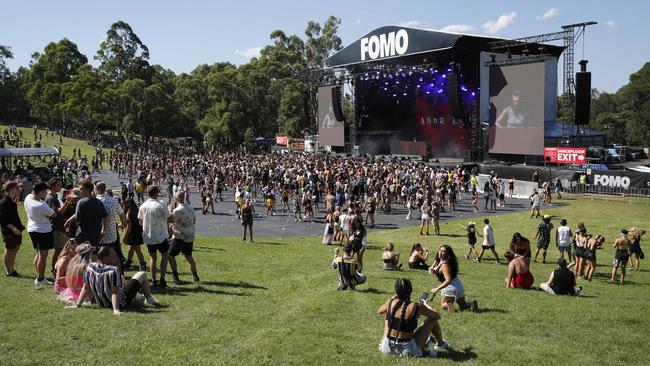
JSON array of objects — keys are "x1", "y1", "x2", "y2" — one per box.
[{"x1": 419, "y1": 291, "x2": 430, "y2": 303}]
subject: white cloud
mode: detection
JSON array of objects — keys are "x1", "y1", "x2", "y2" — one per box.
[
  {"x1": 482, "y1": 12, "x2": 517, "y2": 34},
  {"x1": 234, "y1": 46, "x2": 262, "y2": 59},
  {"x1": 439, "y1": 24, "x2": 475, "y2": 33},
  {"x1": 399, "y1": 20, "x2": 422, "y2": 27},
  {"x1": 536, "y1": 8, "x2": 559, "y2": 21},
  {"x1": 605, "y1": 20, "x2": 615, "y2": 28}
]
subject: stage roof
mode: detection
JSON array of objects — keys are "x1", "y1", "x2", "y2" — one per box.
[{"x1": 326, "y1": 25, "x2": 564, "y2": 68}]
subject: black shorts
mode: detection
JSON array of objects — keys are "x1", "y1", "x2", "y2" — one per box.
[
  {"x1": 575, "y1": 247, "x2": 585, "y2": 258},
  {"x1": 3, "y1": 233, "x2": 22, "y2": 250},
  {"x1": 352, "y1": 241, "x2": 364, "y2": 253},
  {"x1": 583, "y1": 249, "x2": 596, "y2": 261},
  {"x1": 482, "y1": 244, "x2": 495, "y2": 249},
  {"x1": 146, "y1": 239, "x2": 170, "y2": 255},
  {"x1": 169, "y1": 238, "x2": 193, "y2": 257},
  {"x1": 629, "y1": 243, "x2": 641, "y2": 254},
  {"x1": 121, "y1": 278, "x2": 141, "y2": 309},
  {"x1": 499, "y1": 193, "x2": 505, "y2": 200},
  {"x1": 29, "y1": 231, "x2": 54, "y2": 251}
]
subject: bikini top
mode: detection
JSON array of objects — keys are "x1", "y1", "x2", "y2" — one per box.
[{"x1": 386, "y1": 300, "x2": 419, "y2": 334}]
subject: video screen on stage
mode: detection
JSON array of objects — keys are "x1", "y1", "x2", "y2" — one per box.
[{"x1": 486, "y1": 62, "x2": 545, "y2": 155}]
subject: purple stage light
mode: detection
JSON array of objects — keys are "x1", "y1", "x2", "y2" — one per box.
[
  {"x1": 438, "y1": 89, "x2": 444, "y2": 93},
  {"x1": 426, "y1": 91, "x2": 431, "y2": 94},
  {"x1": 471, "y1": 92, "x2": 476, "y2": 96},
  {"x1": 442, "y1": 74, "x2": 446, "y2": 78},
  {"x1": 403, "y1": 93, "x2": 408, "y2": 96},
  {"x1": 384, "y1": 88, "x2": 388, "y2": 91},
  {"x1": 396, "y1": 81, "x2": 400, "y2": 84},
  {"x1": 416, "y1": 84, "x2": 421, "y2": 88}
]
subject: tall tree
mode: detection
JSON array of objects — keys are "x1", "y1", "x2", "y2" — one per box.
[
  {"x1": 23, "y1": 38, "x2": 87, "y2": 127},
  {"x1": 95, "y1": 21, "x2": 150, "y2": 83},
  {"x1": 60, "y1": 64, "x2": 112, "y2": 131}
]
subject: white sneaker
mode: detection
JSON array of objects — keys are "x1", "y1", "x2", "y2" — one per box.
[
  {"x1": 34, "y1": 279, "x2": 44, "y2": 290},
  {"x1": 145, "y1": 296, "x2": 161, "y2": 307},
  {"x1": 436, "y1": 341, "x2": 451, "y2": 350},
  {"x1": 426, "y1": 349, "x2": 438, "y2": 358},
  {"x1": 42, "y1": 278, "x2": 54, "y2": 285},
  {"x1": 134, "y1": 293, "x2": 146, "y2": 303}
]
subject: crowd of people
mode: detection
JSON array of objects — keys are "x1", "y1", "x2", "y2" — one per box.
[{"x1": 0, "y1": 124, "x2": 646, "y2": 357}]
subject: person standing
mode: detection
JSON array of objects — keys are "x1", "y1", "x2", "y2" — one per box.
[
  {"x1": 611, "y1": 229, "x2": 631, "y2": 283},
  {"x1": 66, "y1": 179, "x2": 108, "y2": 247},
  {"x1": 1, "y1": 181, "x2": 25, "y2": 277},
  {"x1": 534, "y1": 215, "x2": 553, "y2": 263},
  {"x1": 24, "y1": 181, "x2": 58, "y2": 289},
  {"x1": 168, "y1": 191, "x2": 199, "y2": 284},
  {"x1": 555, "y1": 219, "x2": 572, "y2": 260},
  {"x1": 475, "y1": 218, "x2": 501, "y2": 264},
  {"x1": 138, "y1": 185, "x2": 173, "y2": 288},
  {"x1": 241, "y1": 199, "x2": 254, "y2": 243},
  {"x1": 45, "y1": 177, "x2": 73, "y2": 277},
  {"x1": 529, "y1": 189, "x2": 541, "y2": 218},
  {"x1": 95, "y1": 182, "x2": 127, "y2": 271}
]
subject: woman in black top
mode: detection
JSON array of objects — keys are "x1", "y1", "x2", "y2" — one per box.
[
  {"x1": 540, "y1": 258, "x2": 581, "y2": 296},
  {"x1": 241, "y1": 199, "x2": 255, "y2": 243},
  {"x1": 378, "y1": 278, "x2": 449, "y2": 358},
  {"x1": 0, "y1": 182, "x2": 25, "y2": 276},
  {"x1": 458, "y1": 222, "x2": 477, "y2": 260},
  {"x1": 123, "y1": 198, "x2": 145, "y2": 270}
]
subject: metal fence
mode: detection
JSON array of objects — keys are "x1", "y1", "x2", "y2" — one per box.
[{"x1": 567, "y1": 184, "x2": 650, "y2": 198}]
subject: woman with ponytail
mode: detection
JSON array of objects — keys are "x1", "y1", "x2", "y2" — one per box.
[{"x1": 378, "y1": 278, "x2": 450, "y2": 358}]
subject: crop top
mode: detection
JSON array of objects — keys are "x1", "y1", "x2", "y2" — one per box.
[{"x1": 386, "y1": 300, "x2": 419, "y2": 334}]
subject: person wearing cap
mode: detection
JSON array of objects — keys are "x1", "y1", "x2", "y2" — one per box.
[
  {"x1": 45, "y1": 177, "x2": 74, "y2": 278},
  {"x1": 0, "y1": 181, "x2": 25, "y2": 277},
  {"x1": 611, "y1": 229, "x2": 632, "y2": 283},
  {"x1": 138, "y1": 185, "x2": 173, "y2": 287},
  {"x1": 534, "y1": 215, "x2": 554, "y2": 264},
  {"x1": 24, "y1": 181, "x2": 58, "y2": 289}
]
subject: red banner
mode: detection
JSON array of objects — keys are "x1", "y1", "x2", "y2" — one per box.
[
  {"x1": 544, "y1": 147, "x2": 586, "y2": 164},
  {"x1": 276, "y1": 136, "x2": 288, "y2": 146}
]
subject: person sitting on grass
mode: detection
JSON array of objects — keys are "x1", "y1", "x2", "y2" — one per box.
[
  {"x1": 540, "y1": 258, "x2": 582, "y2": 296},
  {"x1": 59, "y1": 243, "x2": 93, "y2": 303},
  {"x1": 69, "y1": 246, "x2": 161, "y2": 315},
  {"x1": 53, "y1": 240, "x2": 77, "y2": 295},
  {"x1": 382, "y1": 243, "x2": 402, "y2": 270},
  {"x1": 378, "y1": 278, "x2": 450, "y2": 358},
  {"x1": 504, "y1": 251, "x2": 534, "y2": 289},
  {"x1": 332, "y1": 244, "x2": 366, "y2": 290},
  {"x1": 408, "y1": 243, "x2": 429, "y2": 270},
  {"x1": 429, "y1": 245, "x2": 478, "y2": 313}
]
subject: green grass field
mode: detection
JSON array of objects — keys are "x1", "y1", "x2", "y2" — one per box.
[
  {"x1": 0, "y1": 124, "x2": 109, "y2": 159},
  {"x1": 1, "y1": 196, "x2": 649, "y2": 365}
]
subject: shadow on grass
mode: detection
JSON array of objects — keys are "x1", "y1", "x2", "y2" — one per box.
[
  {"x1": 200, "y1": 281, "x2": 268, "y2": 290},
  {"x1": 437, "y1": 347, "x2": 478, "y2": 362},
  {"x1": 155, "y1": 285, "x2": 252, "y2": 297},
  {"x1": 193, "y1": 246, "x2": 226, "y2": 252},
  {"x1": 476, "y1": 307, "x2": 508, "y2": 314},
  {"x1": 437, "y1": 233, "x2": 464, "y2": 238},
  {"x1": 356, "y1": 287, "x2": 391, "y2": 295},
  {"x1": 251, "y1": 241, "x2": 288, "y2": 246}
]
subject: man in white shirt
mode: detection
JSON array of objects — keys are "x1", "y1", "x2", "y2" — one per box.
[
  {"x1": 475, "y1": 218, "x2": 501, "y2": 264},
  {"x1": 168, "y1": 191, "x2": 199, "y2": 284},
  {"x1": 138, "y1": 186, "x2": 172, "y2": 288},
  {"x1": 339, "y1": 209, "x2": 351, "y2": 245},
  {"x1": 24, "y1": 181, "x2": 57, "y2": 289},
  {"x1": 95, "y1": 182, "x2": 127, "y2": 271},
  {"x1": 556, "y1": 219, "x2": 573, "y2": 260}
]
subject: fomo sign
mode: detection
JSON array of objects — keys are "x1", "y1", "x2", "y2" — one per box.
[{"x1": 360, "y1": 29, "x2": 408, "y2": 61}]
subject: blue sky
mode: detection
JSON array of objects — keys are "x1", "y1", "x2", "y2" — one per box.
[{"x1": 1, "y1": 0, "x2": 647, "y2": 93}]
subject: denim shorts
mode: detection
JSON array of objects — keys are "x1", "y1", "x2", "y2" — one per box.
[{"x1": 379, "y1": 337, "x2": 423, "y2": 357}]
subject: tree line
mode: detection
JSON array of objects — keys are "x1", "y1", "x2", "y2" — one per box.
[
  {"x1": 2, "y1": 18, "x2": 649, "y2": 147},
  {"x1": 0, "y1": 17, "x2": 343, "y2": 146}
]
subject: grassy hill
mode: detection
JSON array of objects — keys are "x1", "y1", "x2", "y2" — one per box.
[
  {"x1": 1, "y1": 196, "x2": 649, "y2": 365},
  {"x1": 0, "y1": 124, "x2": 109, "y2": 159}
]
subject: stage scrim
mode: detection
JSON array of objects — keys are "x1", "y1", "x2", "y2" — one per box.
[{"x1": 318, "y1": 86, "x2": 344, "y2": 147}]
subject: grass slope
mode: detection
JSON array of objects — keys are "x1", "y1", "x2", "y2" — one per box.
[
  {"x1": 0, "y1": 124, "x2": 107, "y2": 160},
  {"x1": 1, "y1": 197, "x2": 649, "y2": 365}
]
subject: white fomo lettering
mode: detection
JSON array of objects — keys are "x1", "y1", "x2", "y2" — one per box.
[
  {"x1": 594, "y1": 174, "x2": 630, "y2": 189},
  {"x1": 361, "y1": 29, "x2": 409, "y2": 61}
]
